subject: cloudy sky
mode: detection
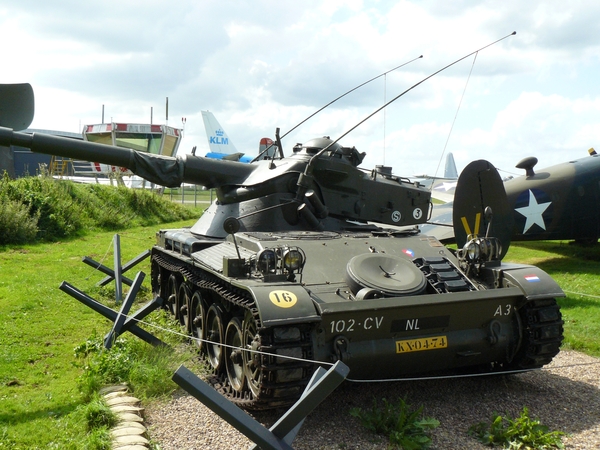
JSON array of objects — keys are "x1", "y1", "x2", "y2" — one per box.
[{"x1": 2, "y1": 0, "x2": 599, "y2": 179}]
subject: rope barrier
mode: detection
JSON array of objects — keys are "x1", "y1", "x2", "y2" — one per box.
[
  {"x1": 564, "y1": 289, "x2": 600, "y2": 300},
  {"x1": 130, "y1": 316, "x2": 335, "y2": 368}
]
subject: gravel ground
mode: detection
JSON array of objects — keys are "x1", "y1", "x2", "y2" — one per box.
[{"x1": 146, "y1": 350, "x2": 600, "y2": 449}]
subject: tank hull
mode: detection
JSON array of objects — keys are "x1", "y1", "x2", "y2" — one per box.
[{"x1": 152, "y1": 226, "x2": 563, "y2": 409}]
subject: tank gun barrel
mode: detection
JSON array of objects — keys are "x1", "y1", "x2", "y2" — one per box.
[{"x1": 0, "y1": 126, "x2": 257, "y2": 188}]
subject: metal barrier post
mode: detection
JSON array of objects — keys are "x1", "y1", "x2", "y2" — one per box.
[
  {"x1": 104, "y1": 272, "x2": 145, "y2": 348},
  {"x1": 61, "y1": 237, "x2": 163, "y2": 348},
  {"x1": 60, "y1": 281, "x2": 166, "y2": 348},
  {"x1": 114, "y1": 234, "x2": 122, "y2": 303}
]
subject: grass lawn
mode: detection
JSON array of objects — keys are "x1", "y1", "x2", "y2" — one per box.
[
  {"x1": 505, "y1": 240, "x2": 600, "y2": 356},
  {"x1": 0, "y1": 219, "x2": 195, "y2": 449}
]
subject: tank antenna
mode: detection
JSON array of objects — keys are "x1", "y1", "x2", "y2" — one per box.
[
  {"x1": 300, "y1": 31, "x2": 517, "y2": 185},
  {"x1": 252, "y1": 55, "x2": 423, "y2": 162}
]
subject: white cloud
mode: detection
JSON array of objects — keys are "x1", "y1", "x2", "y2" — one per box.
[{"x1": 2, "y1": 0, "x2": 600, "y2": 180}]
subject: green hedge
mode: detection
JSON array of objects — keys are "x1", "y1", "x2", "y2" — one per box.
[{"x1": 0, "y1": 173, "x2": 199, "y2": 245}]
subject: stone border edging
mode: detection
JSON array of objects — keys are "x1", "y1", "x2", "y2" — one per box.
[{"x1": 99, "y1": 384, "x2": 149, "y2": 449}]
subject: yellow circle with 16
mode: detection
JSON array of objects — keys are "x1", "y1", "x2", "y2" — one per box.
[{"x1": 269, "y1": 290, "x2": 298, "y2": 308}]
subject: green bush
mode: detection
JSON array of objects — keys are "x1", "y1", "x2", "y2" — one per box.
[
  {"x1": 350, "y1": 397, "x2": 439, "y2": 449},
  {"x1": 2, "y1": 174, "x2": 85, "y2": 239},
  {"x1": 0, "y1": 195, "x2": 39, "y2": 244}
]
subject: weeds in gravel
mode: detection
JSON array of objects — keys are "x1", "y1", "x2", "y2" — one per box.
[
  {"x1": 468, "y1": 406, "x2": 564, "y2": 449},
  {"x1": 350, "y1": 397, "x2": 439, "y2": 449}
]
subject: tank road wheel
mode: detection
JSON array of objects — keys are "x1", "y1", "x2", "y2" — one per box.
[
  {"x1": 189, "y1": 291, "x2": 206, "y2": 352},
  {"x1": 242, "y1": 311, "x2": 262, "y2": 398},
  {"x1": 225, "y1": 316, "x2": 246, "y2": 393},
  {"x1": 177, "y1": 282, "x2": 190, "y2": 327},
  {"x1": 166, "y1": 274, "x2": 180, "y2": 317},
  {"x1": 206, "y1": 304, "x2": 225, "y2": 370}
]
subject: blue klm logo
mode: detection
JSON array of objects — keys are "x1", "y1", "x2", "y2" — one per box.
[{"x1": 209, "y1": 129, "x2": 229, "y2": 145}]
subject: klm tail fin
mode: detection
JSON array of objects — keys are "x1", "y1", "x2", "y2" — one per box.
[
  {"x1": 201, "y1": 111, "x2": 275, "y2": 163},
  {"x1": 201, "y1": 110, "x2": 238, "y2": 155}
]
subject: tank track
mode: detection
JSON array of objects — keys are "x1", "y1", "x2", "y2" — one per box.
[
  {"x1": 152, "y1": 251, "x2": 316, "y2": 410},
  {"x1": 507, "y1": 297, "x2": 564, "y2": 370}
]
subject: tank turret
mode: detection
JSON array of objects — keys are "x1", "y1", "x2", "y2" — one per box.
[{"x1": 0, "y1": 127, "x2": 431, "y2": 237}]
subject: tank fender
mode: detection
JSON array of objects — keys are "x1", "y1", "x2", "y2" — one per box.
[
  {"x1": 244, "y1": 285, "x2": 321, "y2": 327},
  {"x1": 496, "y1": 263, "x2": 565, "y2": 300}
]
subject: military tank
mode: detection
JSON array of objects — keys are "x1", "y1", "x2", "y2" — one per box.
[{"x1": 0, "y1": 123, "x2": 564, "y2": 410}]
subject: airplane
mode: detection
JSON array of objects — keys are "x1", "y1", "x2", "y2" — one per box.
[
  {"x1": 505, "y1": 149, "x2": 600, "y2": 243},
  {"x1": 201, "y1": 111, "x2": 278, "y2": 163},
  {"x1": 421, "y1": 148, "x2": 600, "y2": 244},
  {"x1": 413, "y1": 152, "x2": 458, "y2": 203}
]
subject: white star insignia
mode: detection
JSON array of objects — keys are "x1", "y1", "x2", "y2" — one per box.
[
  {"x1": 434, "y1": 181, "x2": 457, "y2": 191},
  {"x1": 515, "y1": 190, "x2": 551, "y2": 233}
]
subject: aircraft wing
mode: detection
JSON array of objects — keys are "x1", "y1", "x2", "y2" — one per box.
[
  {"x1": 221, "y1": 152, "x2": 245, "y2": 161},
  {"x1": 430, "y1": 179, "x2": 457, "y2": 203}
]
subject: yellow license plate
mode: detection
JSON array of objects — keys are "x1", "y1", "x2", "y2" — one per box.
[{"x1": 396, "y1": 335, "x2": 448, "y2": 354}]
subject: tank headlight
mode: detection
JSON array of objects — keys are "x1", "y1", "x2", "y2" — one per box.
[
  {"x1": 282, "y1": 248, "x2": 305, "y2": 272},
  {"x1": 461, "y1": 237, "x2": 502, "y2": 266},
  {"x1": 465, "y1": 240, "x2": 480, "y2": 262},
  {"x1": 257, "y1": 249, "x2": 277, "y2": 274}
]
